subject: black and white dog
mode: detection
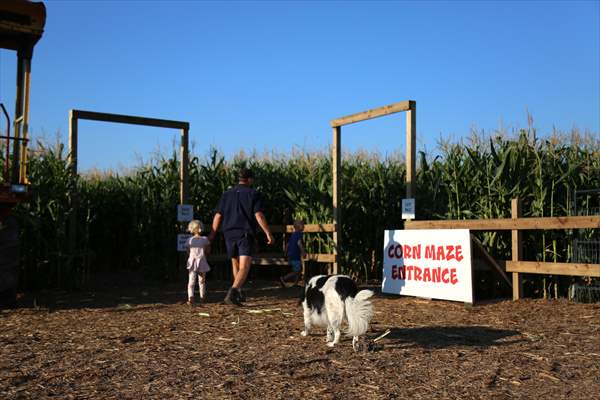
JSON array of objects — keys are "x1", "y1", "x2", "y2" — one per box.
[{"x1": 300, "y1": 275, "x2": 374, "y2": 349}]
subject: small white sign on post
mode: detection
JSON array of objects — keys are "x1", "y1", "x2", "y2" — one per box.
[
  {"x1": 402, "y1": 198, "x2": 415, "y2": 220},
  {"x1": 382, "y1": 229, "x2": 473, "y2": 303},
  {"x1": 177, "y1": 204, "x2": 194, "y2": 222},
  {"x1": 177, "y1": 234, "x2": 192, "y2": 252}
]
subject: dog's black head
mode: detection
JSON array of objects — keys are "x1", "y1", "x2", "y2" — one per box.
[
  {"x1": 298, "y1": 275, "x2": 329, "y2": 306},
  {"x1": 301, "y1": 275, "x2": 329, "y2": 313}
]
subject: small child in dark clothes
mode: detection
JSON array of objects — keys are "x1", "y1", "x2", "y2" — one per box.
[{"x1": 280, "y1": 220, "x2": 306, "y2": 288}]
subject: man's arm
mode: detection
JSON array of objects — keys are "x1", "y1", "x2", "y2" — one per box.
[
  {"x1": 208, "y1": 213, "x2": 222, "y2": 243},
  {"x1": 255, "y1": 211, "x2": 274, "y2": 245}
]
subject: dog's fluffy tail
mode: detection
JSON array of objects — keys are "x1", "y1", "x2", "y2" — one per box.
[{"x1": 344, "y1": 289, "x2": 374, "y2": 337}]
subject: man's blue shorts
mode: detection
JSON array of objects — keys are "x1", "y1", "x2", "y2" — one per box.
[
  {"x1": 289, "y1": 259, "x2": 302, "y2": 273},
  {"x1": 224, "y1": 232, "x2": 254, "y2": 258}
]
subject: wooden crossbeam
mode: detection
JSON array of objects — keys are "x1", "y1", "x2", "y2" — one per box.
[
  {"x1": 207, "y1": 253, "x2": 336, "y2": 265},
  {"x1": 304, "y1": 253, "x2": 336, "y2": 263},
  {"x1": 270, "y1": 223, "x2": 336, "y2": 233},
  {"x1": 506, "y1": 261, "x2": 600, "y2": 277},
  {"x1": 71, "y1": 109, "x2": 189, "y2": 130},
  {"x1": 330, "y1": 100, "x2": 414, "y2": 127},
  {"x1": 405, "y1": 215, "x2": 600, "y2": 231}
]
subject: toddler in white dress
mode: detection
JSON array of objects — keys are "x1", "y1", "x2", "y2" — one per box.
[{"x1": 186, "y1": 220, "x2": 211, "y2": 305}]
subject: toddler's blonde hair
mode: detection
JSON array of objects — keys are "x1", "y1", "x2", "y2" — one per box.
[{"x1": 188, "y1": 220, "x2": 203, "y2": 234}]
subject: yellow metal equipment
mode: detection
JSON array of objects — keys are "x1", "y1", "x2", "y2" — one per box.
[{"x1": 0, "y1": 0, "x2": 45, "y2": 212}]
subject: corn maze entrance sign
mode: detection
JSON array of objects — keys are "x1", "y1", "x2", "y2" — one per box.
[{"x1": 382, "y1": 229, "x2": 474, "y2": 303}]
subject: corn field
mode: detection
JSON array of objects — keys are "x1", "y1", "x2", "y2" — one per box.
[{"x1": 3, "y1": 128, "x2": 599, "y2": 298}]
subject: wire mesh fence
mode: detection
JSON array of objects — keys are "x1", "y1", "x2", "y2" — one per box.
[
  {"x1": 573, "y1": 239, "x2": 600, "y2": 264},
  {"x1": 569, "y1": 283, "x2": 600, "y2": 303}
]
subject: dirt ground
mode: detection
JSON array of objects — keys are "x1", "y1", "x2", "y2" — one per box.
[{"x1": 1, "y1": 276, "x2": 599, "y2": 400}]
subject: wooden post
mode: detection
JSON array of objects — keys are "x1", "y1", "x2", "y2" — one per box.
[
  {"x1": 332, "y1": 126, "x2": 341, "y2": 275},
  {"x1": 178, "y1": 127, "x2": 189, "y2": 278},
  {"x1": 467, "y1": 233, "x2": 475, "y2": 307},
  {"x1": 20, "y1": 57, "x2": 31, "y2": 184},
  {"x1": 180, "y1": 127, "x2": 189, "y2": 204},
  {"x1": 68, "y1": 111, "x2": 78, "y2": 261},
  {"x1": 511, "y1": 198, "x2": 523, "y2": 300},
  {"x1": 68, "y1": 111, "x2": 78, "y2": 174},
  {"x1": 11, "y1": 54, "x2": 24, "y2": 184},
  {"x1": 405, "y1": 101, "x2": 416, "y2": 199}
]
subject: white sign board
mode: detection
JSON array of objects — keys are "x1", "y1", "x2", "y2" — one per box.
[
  {"x1": 177, "y1": 204, "x2": 194, "y2": 222},
  {"x1": 177, "y1": 234, "x2": 192, "y2": 252},
  {"x1": 382, "y1": 229, "x2": 473, "y2": 303},
  {"x1": 402, "y1": 198, "x2": 415, "y2": 220}
]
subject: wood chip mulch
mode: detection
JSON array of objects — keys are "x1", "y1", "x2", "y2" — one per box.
[{"x1": 1, "y1": 280, "x2": 599, "y2": 399}]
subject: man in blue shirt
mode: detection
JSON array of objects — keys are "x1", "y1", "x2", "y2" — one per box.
[{"x1": 209, "y1": 168, "x2": 274, "y2": 305}]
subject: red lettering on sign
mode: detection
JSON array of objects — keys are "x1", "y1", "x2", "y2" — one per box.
[
  {"x1": 450, "y1": 268, "x2": 458, "y2": 285},
  {"x1": 456, "y1": 245, "x2": 463, "y2": 262},
  {"x1": 389, "y1": 244, "x2": 415, "y2": 259},
  {"x1": 406, "y1": 265, "x2": 413, "y2": 280},
  {"x1": 442, "y1": 269, "x2": 449, "y2": 283},
  {"x1": 436, "y1": 246, "x2": 445, "y2": 260},
  {"x1": 413, "y1": 245, "x2": 421, "y2": 260},
  {"x1": 388, "y1": 245, "x2": 395, "y2": 259},
  {"x1": 423, "y1": 267, "x2": 431, "y2": 282},
  {"x1": 414, "y1": 266, "x2": 422, "y2": 281},
  {"x1": 445, "y1": 245, "x2": 455, "y2": 261},
  {"x1": 421, "y1": 244, "x2": 466, "y2": 262},
  {"x1": 389, "y1": 264, "x2": 459, "y2": 285},
  {"x1": 392, "y1": 265, "x2": 407, "y2": 280},
  {"x1": 403, "y1": 245, "x2": 412, "y2": 259},
  {"x1": 425, "y1": 245, "x2": 435, "y2": 259}
]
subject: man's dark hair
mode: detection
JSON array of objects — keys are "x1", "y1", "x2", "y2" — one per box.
[{"x1": 238, "y1": 168, "x2": 254, "y2": 180}]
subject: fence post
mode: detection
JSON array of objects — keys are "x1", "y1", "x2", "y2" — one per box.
[
  {"x1": 67, "y1": 111, "x2": 79, "y2": 288},
  {"x1": 405, "y1": 101, "x2": 416, "y2": 199},
  {"x1": 332, "y1": 126, "x2": 341, "y2": 275},
  {"x1": 511, "y1": 198, "x2": 523, "y2": 300}
]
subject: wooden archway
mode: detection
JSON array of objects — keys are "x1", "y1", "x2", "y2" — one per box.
[
  {"x1": 330, "y1": 100, "x2": 416, "y2": 274},
  {"x1": 67, "y1": 109, "x2": 190, "y2": 255}
]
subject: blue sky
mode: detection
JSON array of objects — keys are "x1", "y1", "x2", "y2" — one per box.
[{"x1": 0, "y1": 0, "x2": 598, "y2": 171}]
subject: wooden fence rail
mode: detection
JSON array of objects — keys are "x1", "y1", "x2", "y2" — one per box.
[
  {"x1": 506, "y1": 261, "x2": 600, "y2": 277},
  {"x1": 404, "y1": 216, "x2": 600, "y2": 231}
]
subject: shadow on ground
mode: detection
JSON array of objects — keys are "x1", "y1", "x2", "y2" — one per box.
[
  {"x1": 371, "y1": 325, "x2": 522, "y2": 349},
  {"x1": 4, "y1": 278, "x2": 304, "y2": 312}
]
